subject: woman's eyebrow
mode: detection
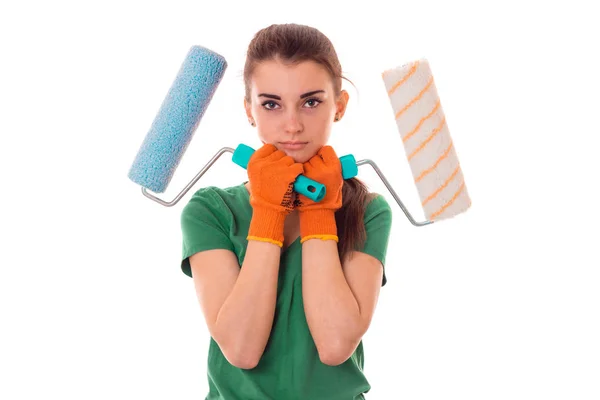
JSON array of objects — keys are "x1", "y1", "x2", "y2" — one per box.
[{"x1": 258, "y1": 90, "x2": 325, "y2": 100}]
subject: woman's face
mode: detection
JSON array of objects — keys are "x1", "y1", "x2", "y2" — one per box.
[{"x1": 245, "y1": 59, "x2": 348, "y2": 163}]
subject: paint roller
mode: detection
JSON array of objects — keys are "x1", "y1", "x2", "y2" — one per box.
[
  {"x1": 128, "y1": 45, "x2": 470, "y2": 226},
  {"x1": 380, "y1": 59, "x2": 471, "y2": 223}
]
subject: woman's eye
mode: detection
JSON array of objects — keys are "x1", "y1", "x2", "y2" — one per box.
[
  {"x1": 305, "y1": 98, "x2": 322, "y2": 108},
  {"x1": 262, "y1": 101, "x2": 279, "y2": 110}
]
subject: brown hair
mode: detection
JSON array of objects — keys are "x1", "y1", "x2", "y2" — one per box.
[{"x1": 243, "y1": 23, "x2": 371, "y2": 262}]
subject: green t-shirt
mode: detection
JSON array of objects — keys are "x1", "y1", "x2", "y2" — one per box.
[{"x1": 180, "y1": 181, "x2": 393, "y2": 400}]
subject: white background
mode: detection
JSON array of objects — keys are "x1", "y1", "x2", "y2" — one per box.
[{"x1": 1, "y1": 1, "x2": 599, "y2": 399}]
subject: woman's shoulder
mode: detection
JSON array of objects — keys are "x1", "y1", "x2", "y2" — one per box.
[
  {"x1": 364, "y1": 191, "x2": 391, "y2": 208},
  {"x1": 190, "y1": 181, "x2": 247, "y2": 200},
  {"x1": 182, "y1": 182, "x2": 248, "y2": 216},
  {"x1": 363, "y1": 192, "x2": 393, "y2": 219}
]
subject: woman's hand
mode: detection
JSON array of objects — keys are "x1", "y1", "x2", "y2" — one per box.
[
  {"x1": 295, "y1": 145, "x2": 343, "y2": 243},
  {"x1": 248, "y1": 143, "x2": 304, "y2": 214},
  {"x1": 246, "y1": 143, "x2": 304, "y2": 247}
]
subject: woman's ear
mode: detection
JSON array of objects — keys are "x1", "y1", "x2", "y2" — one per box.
[
  {"x1": 244, "y1": 98, "x2": 252, "y2": 119},
  {"x1": 335, "y1": 90, "x2": 349, "y2": 120},
  {"x1": 244, "y1": 98, "x2": 255, "y2": 126}
]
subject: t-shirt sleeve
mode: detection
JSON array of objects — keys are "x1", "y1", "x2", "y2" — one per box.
[
  {"x1": 180, "y1": 187, "x2": 235, "y2": 278},
  {"x1": 359, "y1": 194, "x2": 393, "y2": 287}
]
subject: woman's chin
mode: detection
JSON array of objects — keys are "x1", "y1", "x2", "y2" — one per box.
[
  {"x1": 296, "y1": 156, "x2": 311, "y2": 163},
  {"x1": 279, "y1": 148, "x2": 313, "y2": 163}
]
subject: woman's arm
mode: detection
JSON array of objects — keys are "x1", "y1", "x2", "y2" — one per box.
[
  {"x1": 301, "y1": 239, "x2": 361, "y2": 365},
  {"x1": 191, "y1": 240, "x2": 280, "y2": 369},
  {"x1": 302, "y1": 238, "x2": 383, "y2": 366}
]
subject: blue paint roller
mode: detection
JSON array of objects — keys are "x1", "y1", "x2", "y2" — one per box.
[
  {"x1": 128, "y1": 45, "x2": 227, "y2": 194},
  {"x1": 128, "y1": 45, "x2": 358, "y2": 207}
]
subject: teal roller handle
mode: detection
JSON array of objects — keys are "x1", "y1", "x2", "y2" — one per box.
[
  {"x1": 339, "y1": 154, "x2": 358, "y2": 180},
  {"x1": 232, "y1": 144, "x2": 357, "y2": 202},
  {"x1": 294, "y1": 175, "x2": 326, "y2": 202}
]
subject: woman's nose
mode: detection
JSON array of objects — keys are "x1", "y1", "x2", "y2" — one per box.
[{"x1": 284, "y1": 112, "x2": 303, "y2": 133}]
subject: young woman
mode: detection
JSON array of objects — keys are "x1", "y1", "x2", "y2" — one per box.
[{"x1": 180, "y1": 23, "x2": 393, "y2": 400}]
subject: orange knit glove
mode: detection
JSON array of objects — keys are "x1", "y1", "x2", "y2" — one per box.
[
  {"x1": 247, "y1": 143, "x2": 304, "y2": 247},
  {"x1": 294, "y1": 146, "x2": 343, "y2": 244}
]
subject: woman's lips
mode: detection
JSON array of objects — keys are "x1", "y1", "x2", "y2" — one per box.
[{"x1": 279, "y1": 142, "x2": 308, "y2": 150}]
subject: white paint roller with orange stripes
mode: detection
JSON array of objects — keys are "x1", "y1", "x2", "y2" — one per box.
[{"x1": 381, "y1": 58, "x2": 471, "y2": 223}]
